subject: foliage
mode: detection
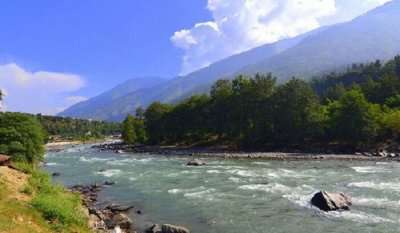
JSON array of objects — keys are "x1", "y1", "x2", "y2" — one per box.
[
  {"x1": 29, "y1": 170, "x2": 89, "y2": 231},
  {"x1": 122, "y1": 114, "x2": 147, "y2": 145},
  {"x1": 326, "y1": 89, "x2": 382, "y2": 147},
  {"x1": 144, "y1": 102, "x2": 173, "y2": 144},
  {"x1": 140, "y1": 56, "x2": 400, "y2": 151},
  {"x1": 0, "y1": 112, "x2": 45, "y2": 163},
  {"x1": 382, "y1": 110, "x2": 400, "y2": 137},
  {"x1": 36, "y1": 114, "x2": 121, "y2": 141}
]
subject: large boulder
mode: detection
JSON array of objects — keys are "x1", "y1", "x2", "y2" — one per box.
[
  {"x1": 161, "y1": 224, "x2": 190, "y2": 233},
  {"x1": 186, "y1": 159, "x2": 206, "y2": 166},
  {"x1": 311, "y1": 191, "x2": 352, "y2": 211}
]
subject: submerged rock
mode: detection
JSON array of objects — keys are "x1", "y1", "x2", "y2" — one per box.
[
  {"x1": 106, "y1": 204, "x2": 134, "y2": 212},
  {"x1": 186, "y1": 159, "x2": 206, "y2": 166},
  {"x1": 104, "y1": 180, "x2": 116, "y2": 186},
  {"x1": 161, "y1": 224, "x2": 190, "y2": 233},
  {"x1": 51, "y1": 172, "x2": 61, "y2": 177},
  {"x1": 311, "y1": 191, "x2": 352, "y2": 211}
]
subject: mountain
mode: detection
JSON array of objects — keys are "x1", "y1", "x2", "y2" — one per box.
[
  {"x1": 61, "y1": 0, "x2": 400, "y2": 121},
  {"x1": 61, "y1": 28, "x2": 318, "y2": 121},
  {"x1": 59, "y1": 77, "x2": 165, "y2": 120},
  {"x1": 239, "y1": 0, "x2": 400, "y2": 80}
]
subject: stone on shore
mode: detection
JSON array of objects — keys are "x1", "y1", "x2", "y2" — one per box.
[
  {"x1": 311, "y1": 191, "x2": 352, "y2": 211},
  {"x1": 106, "y1": 204, "x2": 134, "y2": 212},
  {"x1": 186, "y1": 159, "x2": 206, "y2": 166},
  {"x1": 146, "y1": 224, "x2": 162, "y2": 233},
  {"x1": 0, "y1": 154, "x2": 11, "y2": 166},
  {"x1": 112, "y1": 213, "x2": 133, "y2": 230}
]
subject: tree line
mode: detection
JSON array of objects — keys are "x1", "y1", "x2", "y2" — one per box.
[
  {"x1": 36, "y1": 114, "x2": 121, "y2": 141},
  {"x1": 124, "y1": 56, "x2": 400, "y2": 151}
]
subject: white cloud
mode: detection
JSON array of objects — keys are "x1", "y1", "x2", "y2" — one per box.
[
  {"x1": 172, "y1": 0, "x2": 393, "y2": 75},
  {"x1": 0, "y1": 63, "x2": 86, "y2": 115}
]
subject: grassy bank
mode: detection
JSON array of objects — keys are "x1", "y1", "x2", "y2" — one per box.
[{"x1": 0, "y1": 163, "x2": 91, "y2": 233}]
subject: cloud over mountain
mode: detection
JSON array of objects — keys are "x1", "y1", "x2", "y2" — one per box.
[
  {"x1": 0, "y1": 63, "x2": 86, "y2": 115},
  {"x1": 172, "y1": 0, "x2": 392, "y2": 75}
]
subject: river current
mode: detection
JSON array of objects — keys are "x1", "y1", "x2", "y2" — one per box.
[{"x1": 45, "y1": 145, "x2": 400, "y2": 233}]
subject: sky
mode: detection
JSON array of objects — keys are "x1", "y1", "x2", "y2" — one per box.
[{"x1": 0, "y1": 0, "x2": 393, "y2": 115}]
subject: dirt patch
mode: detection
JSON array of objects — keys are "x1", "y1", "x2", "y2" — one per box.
[{"x1": 0, "y1": 166, "x2": 30, "y2": 202}]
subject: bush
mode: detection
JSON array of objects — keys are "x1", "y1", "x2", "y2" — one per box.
[
  {"x1": 0, "y1": 112, "x2": 45, "y2": 163},
  {"x1": 28, "y1": 170, "x2": 88, "y2": 230}
]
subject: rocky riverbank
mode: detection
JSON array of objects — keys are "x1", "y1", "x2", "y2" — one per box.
[
  {"x1": 92, "y1": 142, "x2": 400, "y2": 162},
  {"x1": 70, "y1": 183, "x2": 138, "y2": 233},
  {"x1": 70, "y1": 182, "x2": 191, "y2": 233}
]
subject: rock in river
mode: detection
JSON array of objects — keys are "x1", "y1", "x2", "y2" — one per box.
[
  {"x1": 186, "y1": 159, "x2": 206, "y2": 166},
  {"x1": 311, "y1": 191, "x2": 352, "y2": 211},
  {"x1": 146, "y1": 224, "x2": 190, "y2": 233},
  {"x1": 161, "y1": 224, "x2": 190, "y2": 233}
]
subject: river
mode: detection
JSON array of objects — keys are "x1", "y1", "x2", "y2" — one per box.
[{"x1": 44, "y1": 144, "x2": 400, "y2": 233}]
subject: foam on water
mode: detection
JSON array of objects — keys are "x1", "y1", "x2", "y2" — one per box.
[
  {"x1": 351, "y1": 166, "x2": 391, "y2": 173},
  {"x1": 228, "y1": 177, "x2": 242, "y2": 183},
  {"x1": 46, "y1": 162, "x2": 58, "y2": 166},
  {"x1": 252, "y1": 162, "x2": 271, "y2": 166},
  {"x1": 96, "y1": 169, "x2": 122, "y2": 177},
  {"x1": 80, "y1": 157, "x2": 111, "y2": 163},
  {"x1": 349, "y1": 181, "x2": 400, "y2": 192},
  {"x1": 206, "y1": 170, "x2": 221, "y2": 174},
  {"x1": 353, "y1": 197, "x2": 400, "y2": 209},
  {"x1": 184, "y1": 188, "x2": 217, "y2": 200},
  {"x1": 326, "y1": 210, "x2": 394, "y2": 224},
  {"x1": 239, "y1": 183, "x2": 292, "y2": 194},
  {"x1": 168, "y1": 186, "x2": 207, "y2": 195}
]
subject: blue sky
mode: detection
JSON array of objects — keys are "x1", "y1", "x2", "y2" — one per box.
[{"x1": 0, "y1": 0, "x2": 393, "y2": 114}]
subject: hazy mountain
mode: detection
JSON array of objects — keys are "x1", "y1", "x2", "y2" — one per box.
[
  {"x1": 60, "y1": 0, "x2": 400, "y2": 121},
  {"x1": 61, "y1": 28, "x2": 317, "y2": 121},
  {"x1": 240, "y1": 0, "x2": 400, "y2": 80},
  {"x1": 59, "y1": 77, "x2": 166, "y2": 120}
]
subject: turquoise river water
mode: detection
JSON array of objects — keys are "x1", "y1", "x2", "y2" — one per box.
[{"x1": 45, "y1": 144, "x2": 400, "y2": 233}]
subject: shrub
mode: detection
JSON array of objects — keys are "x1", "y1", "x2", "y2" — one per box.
[
  {"x1": 28, "y1": 171, "x2": 88, "y2": 229},
  {"x1": 0, "y1": 112, "x2": 45, "y2": 163}
]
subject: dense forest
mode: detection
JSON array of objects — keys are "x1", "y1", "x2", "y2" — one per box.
[
  {"x1": 35, "y1": 114, "x2": 121, "y2": 141},
  {"x1": 122, "y1": 56, "x2": 400, "y2": 152}
]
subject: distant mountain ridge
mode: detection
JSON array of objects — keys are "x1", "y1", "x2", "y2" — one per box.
[
  {"x1": 60, "y1": 77, "x2": 166, "y2": 120},
  {"x1": 60, "y1": 0, "x2": 400, "y2": 121}
]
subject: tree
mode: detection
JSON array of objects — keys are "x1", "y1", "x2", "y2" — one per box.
[
  {"x1": 0, "y1": 90, "x2": 3, "y2": 112},
  {"x1": 382, "y1": 110, "x2": 400, "y2": 139},
  {"x1": 327, "y1": 89, "x2": 382, "y2": 147},
  {"x1": 144, "y1": 102, "x2": 173, "y2": 144},
  {"x1": 0, "y1": 112, "x2": 45, "y2": 163},
  {"x1": 122, "y1": 115, "x2": 137, "y2": 145},
  {"x1": 271, "y1": 78, "x2": 323, "y2": 145}
]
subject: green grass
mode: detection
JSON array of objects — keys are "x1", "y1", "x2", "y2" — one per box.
[
  {"x1": 0, "y1": 165, "x2": 91, "y2": 233},
  {"x1": 27, "y1": 170, "x2": 90, "y2": 232},
  {"x1": 0, "y1": 180, "x2": 52, "y2": 233}
]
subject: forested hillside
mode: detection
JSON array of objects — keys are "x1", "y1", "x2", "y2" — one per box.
[
  {"x1": 122, "y1": 56, "x2": 400, "y2": 152},
  {"x1": 60, "y1": 0, "x2": 400, "y2": 122}
]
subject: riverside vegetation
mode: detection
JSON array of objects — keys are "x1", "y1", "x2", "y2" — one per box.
[
  {"x1": 121, "y1": 56, "x2": 400, "y2": 153},
  {"x1": 0, "y1": 112, "x2": 92, "y2": 233}
]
